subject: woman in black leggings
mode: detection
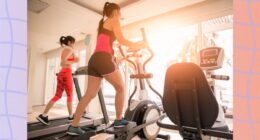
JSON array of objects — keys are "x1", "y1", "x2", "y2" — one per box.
[{"x1": 67, "y1": 2, "x2": 147, "y2": 135}]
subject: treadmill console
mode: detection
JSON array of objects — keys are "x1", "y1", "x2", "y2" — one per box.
[
  {"x1": 74, "y1": 66, "x2": 88, "y2": 75},
  {"x1": 199, "y1": 47, "x2": 224, "y2": 70}
]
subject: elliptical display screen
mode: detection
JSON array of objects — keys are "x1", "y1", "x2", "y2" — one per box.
[
  {"x1": 203, "y1": 49, "x2": 218, "y2": 56},
  {"x1": 199, "y1": 47, "x2": 224, "y2": 70}
]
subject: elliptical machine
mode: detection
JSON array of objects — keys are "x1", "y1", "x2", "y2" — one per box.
[{"x1": 106, "y1": 28, "x2": 169, "y2": 140}]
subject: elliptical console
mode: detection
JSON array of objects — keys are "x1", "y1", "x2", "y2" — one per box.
[{"x1": 199, "y1": 47, "x2": 224, "y2": 70}]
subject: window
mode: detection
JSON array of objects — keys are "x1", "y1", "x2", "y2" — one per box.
[
  {"x1": 147, "y1": 24, "x2": 199, "y2": 102},
  {"x1": 202, "y1": 15, "x2": 233, "y2": 117}
]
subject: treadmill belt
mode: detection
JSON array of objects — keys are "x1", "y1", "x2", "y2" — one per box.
[
  {"x1": 28, "y1": 117, "x2": 97, "y2": 139},
  {"x1": 28, "y1": 118, "x2": 71, "y2": 131},
  {"x1": 29, "y1": 128, "x2": 96, "y2": 140}
]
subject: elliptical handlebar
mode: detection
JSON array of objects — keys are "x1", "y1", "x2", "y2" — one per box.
[
  {"x1": 118, "y1": 45, "x2": 137, "y2": 71},
  {"x1": 118, "y1": 28, "x2": 154, "y2": 72},
  {"x1": 210, "y1": 74, "x2": 230, "y2": 80},
  {"x1": 118, "y1": 28, "x2": 163, "y2": 102},
  {"x1": 141, "y1": 28, "x2": 154, "y2": 71}
]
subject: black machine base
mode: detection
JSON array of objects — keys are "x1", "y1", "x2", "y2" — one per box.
[
  {"x1": 105, "y1": 122, "x2": 137, "y2": 140},
  {"x1": 105, "y1": 121, "x2": 170, "y2": 140}
]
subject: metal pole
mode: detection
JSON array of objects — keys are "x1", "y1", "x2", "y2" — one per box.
[
  {"x1": 72, "y1": 75, "x2": 82, "y2": 101},
  {"x1": 97, "y1": 89, "x2": 109, "y2": 124}
]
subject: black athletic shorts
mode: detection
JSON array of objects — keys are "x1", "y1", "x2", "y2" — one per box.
[{"x1": 87, "y1": 52, "x2": 118, "y2": 78}]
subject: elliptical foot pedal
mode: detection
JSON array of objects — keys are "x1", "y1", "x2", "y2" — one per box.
[
  {"x1": 105, "y1": 122, "x2": 136, "y2": 134},
  {"x1": 105, "y1": 122, "x2": 136, "y2": 140}
]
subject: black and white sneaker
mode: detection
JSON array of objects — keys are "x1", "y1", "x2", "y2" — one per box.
[
  {"x1": 37, "y1": 114, "x2": 50, "y2": 125},
  {"x1": 68, "y1": 115, "x2": 74, "y2": 122}
]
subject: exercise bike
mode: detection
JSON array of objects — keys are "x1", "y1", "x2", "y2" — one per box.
[
  {"x1": 157, "y1": 47, "x2": 233, "y2": 140},
  {"x1": 106, "y1": 28, "x2": 169, "y2": 140}
]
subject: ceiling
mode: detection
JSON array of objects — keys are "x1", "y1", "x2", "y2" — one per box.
[
  {"x1": 68, "y1": 0, "x2": 141, "y2": 14},
  {"x1": 29, "y1": 0, "x2": 206, "y2": 53}
]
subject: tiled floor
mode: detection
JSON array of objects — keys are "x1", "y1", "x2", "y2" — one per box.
[{"x1": 28, "y1": 105, "x2": 232, "y2": 140}]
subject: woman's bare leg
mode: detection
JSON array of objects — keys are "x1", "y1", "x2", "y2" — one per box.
[
  {"x1": 67, "y1": 102, "x2": 73, "y2": 116},
  {"x1": 43, "y1": 101, "x2": 55, "y2": 114},
  {"x1": 104, "y1": 70, "x2": 125, "y2": 120},
  {"x1": 71, "y1": 76, "x2": 102, "y2": 127}
]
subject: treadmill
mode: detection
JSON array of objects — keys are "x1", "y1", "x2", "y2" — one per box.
[{"x1": 28, "y1": 66, "x2": 109, "y2": 140}]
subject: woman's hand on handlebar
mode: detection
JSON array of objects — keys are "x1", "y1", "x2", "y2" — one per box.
[{"x1": 127, "y1": 41, "x2": 148, "y2": 52}]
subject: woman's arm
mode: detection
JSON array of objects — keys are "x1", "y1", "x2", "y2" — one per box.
[
  {"x1": 71, "y1": 53, "x2": 80, "y2": 62},
  {"x1": 112, "y1": 18, "x2": 146, "y2": 50}
]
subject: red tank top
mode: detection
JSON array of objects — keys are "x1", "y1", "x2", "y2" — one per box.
[
  {"x1": 95, "y1": 24, "x2": 116, "y2": 55},
  {"x1": 67, "y1": 56, "x2": 75, "y2": 61}
]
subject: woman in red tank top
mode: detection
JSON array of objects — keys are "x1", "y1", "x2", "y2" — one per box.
[
  {"x1": 37, "y1": 36, "x2": 79, "y2": 125},
  {"x1": 68, "y1": 2, "x2": 148, "y2": 135}
]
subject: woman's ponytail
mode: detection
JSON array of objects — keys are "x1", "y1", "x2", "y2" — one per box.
[
  {"x1": 59, "y1": 36, "x2": 75, "y2": 47},
  {"x1": 98, "y1": 2, "x2": 111, "y2": 33},
  {"x1": 59, "y1": 36, "x2": 67, "y2": 47}
]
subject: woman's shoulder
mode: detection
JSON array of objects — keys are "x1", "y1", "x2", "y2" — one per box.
[
  {"x1": 62, "y1": 46, "x2": 73, "y2": 51},
  {"x1": 61, "y1": 47, "x2": 74, "y2": 54},
  {"x1": 112, "y1": 17, "x2": 120, "y2": 23},
  {"x1": 105, "y1": 17, "x2": 119, "y2": 27}
]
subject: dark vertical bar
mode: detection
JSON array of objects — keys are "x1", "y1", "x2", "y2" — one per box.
[
  {"x1": 97, "y1": 89, "x2": 109, "y2": 124},
  {"x1": 72, "y1": 74, "x2": 82, "y2": 101},
  {"x1": 172, "y1": 81, "x2": 185, "y2": 137},
  {"x1": 73, "y1": 74, "x2": 88, "y2": 115},
  {"x1": 191, "y1": 78, "x2": 203, "y2": 140}
]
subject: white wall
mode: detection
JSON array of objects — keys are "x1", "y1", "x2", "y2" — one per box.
[
  {"x1": 45, "y1": 41, "x2": 92, "y2": 59},
  {"x1": 28, "y1": 46, "x2": 47, "y2": 111}
]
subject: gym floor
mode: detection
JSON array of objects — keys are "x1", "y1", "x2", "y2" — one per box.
[{"x1": 28, "y1": 105, "x2": 233, "y2": 140}]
